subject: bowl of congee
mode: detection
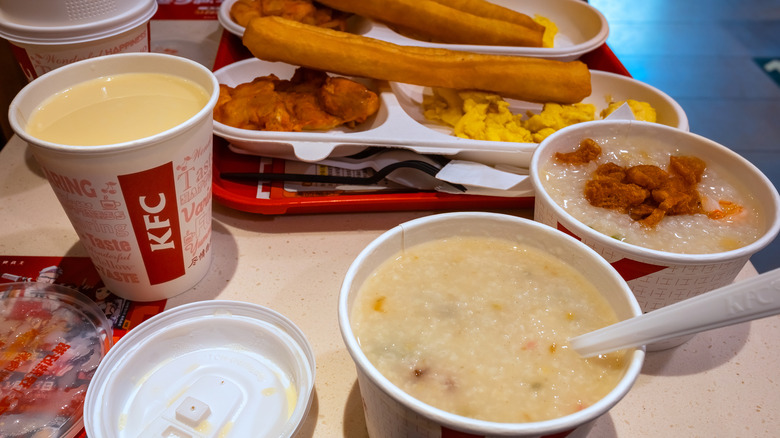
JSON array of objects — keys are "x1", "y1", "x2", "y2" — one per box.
[
  {"x1": 531, "y1": 120, "x2": 780, "y2": 349},
  {"x1": 338, "y1": 212, "x2": 645, "y2": 438}
]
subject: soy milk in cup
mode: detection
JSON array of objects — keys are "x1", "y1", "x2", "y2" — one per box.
[
  {"x1": 8, "y1": 52, "x2": 219, "y2": 302},
  {"x1": 0, "y1": 0, "x2": 157, "y2": 81},
  {"x1": 530, "y1": 120, "x2": 780, "y2": 350}
]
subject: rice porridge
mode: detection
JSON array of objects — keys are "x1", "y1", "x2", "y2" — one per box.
[
  {"x1": 539, "y1": 137, "x2": 765, "y2": 254},
  {"x1": 351, "y1": 236, "x2": 628, "y2": 423}
]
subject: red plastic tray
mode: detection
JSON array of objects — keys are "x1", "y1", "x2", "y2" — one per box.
[
  {"x1": 211, "y1": 30, "x2": 630, "y2": 215},
  {"x1": 213, "y1": 137, "x2": 537, "y2": 214}
]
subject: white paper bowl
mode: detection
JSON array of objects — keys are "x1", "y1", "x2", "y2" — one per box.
[
  {"x1": 212, "y1": 58, "x2": 536, "y2": 165},
  {"x1": 530, "y1": 121, "x2": 780, "y2": 349},
  {"x1": 218, "y1": 0, "x2": 607, "y2": 61},
  {"x1": 339, "y1": 212, "x2": 645, "y2": 438}
]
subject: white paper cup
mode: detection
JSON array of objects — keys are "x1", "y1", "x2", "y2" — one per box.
[
  {"x1": 530, "y1": 120, "x2": 780, "y2": 350},
  {"x1": 0, "y1": 0, "x2": 157, "y2": 81},
  {"x1": 84, "y1": 300, "x2": 316, "y2": 438},
  {"x1": 339, "y1": 212, "x2": 645, "y2": 438},
  {"x1": 8, "y1": 52, "x2": 219, "y2": 302}
]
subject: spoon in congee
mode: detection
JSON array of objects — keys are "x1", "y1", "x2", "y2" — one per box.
[{"x1": 569, "y1": 267, "x2": 780, "y2": 357}]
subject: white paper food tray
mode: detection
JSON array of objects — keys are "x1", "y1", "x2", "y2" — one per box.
[
  {"x1": 212, "y1": 58, "x2": 688, "y2": 168},
  {"x1": 217, "y1": 0, "x2": 608, "y2": 61}
]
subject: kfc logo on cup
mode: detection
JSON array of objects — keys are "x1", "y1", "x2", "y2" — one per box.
[{"x1": 118, "y1": 162, "x2": 185, "y2": 285}]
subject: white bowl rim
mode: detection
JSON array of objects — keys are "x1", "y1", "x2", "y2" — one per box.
[
  {"x1": 338, "y1": 211, "x2": 646, "y2": 435},
  {"x1": 8, "y1": 52, "x2": 219, "y2": 155}
]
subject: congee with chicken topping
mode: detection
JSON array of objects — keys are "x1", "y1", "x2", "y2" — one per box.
[{"x1": 538, "y1": 136, "x2": 764, "y2": 254}]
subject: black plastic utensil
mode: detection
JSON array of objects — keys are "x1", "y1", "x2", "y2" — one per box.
[{"x1": 220, "y1": 159, "x2": 467, "y2": 192}]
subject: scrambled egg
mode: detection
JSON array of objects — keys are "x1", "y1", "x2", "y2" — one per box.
[
  {"x1": 423, "y1": 89, "x2": 659, "y2": 143},
  {"x1": 420, "y1": 16, "x2": 657, "y2": 143},
  {"x1": 426, "y1": 91, "x2": 532, "y2": 142},
  {"x1": 534, "y1": 15, "x2": 558, "y2": 48},
  {"x1": 601, "y1": 99, "x2": 657, "y2": 123},
  {"x1": 524, "y1": 103, "x2": 596, "y2": 142}
]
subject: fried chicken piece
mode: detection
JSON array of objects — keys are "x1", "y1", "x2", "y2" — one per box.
[
  {"x1": 231, "y1": 0, "x2": 351, "y2": 30},
  {"x1": 262, "y1": 0, "x2": 320, "y2": 21},
  {"x1": 283, "y1": 69, "x2": 379, "y2": 129},
  {"x1": 214, "y1": 77, "x2": 295, "y2": 130},
  {"x1": 628, "y1": 203, "x2": 657, "y2": 220},
  {"x1": 273, "y1": 68, "x2": 345, "y2": 130},
  {"x1": 319, "y1": 77, "x2": 381, "y2": 127},
  {"x1": 669, "y1": 155, "x2": 706, "y2": 185},
  {"x1": 593, "y1": 162, "x2": 626, "y2": 181},
  {"x1": 284, "y1": 91, "x2": 343, "y2": 130},
  {"x1": 637, "y1": 207, "x2": 667, "y2": 227},
  {"x1": 558, "y1": 140, "x2": 716, "y2": 228},
  {"x1": 214, "y1": 67, "x2": 380, "y2": 132},
  {"x1": 584, "y1": 179, "x2": 650, "y2": 213},
  {"x1": 625, "y1": 165, "x2": 668, "y2": 190},
  {"x1": 216, "y1": 83, "x2": 234, "y2": 109},
  {"x1": 281, "y1": 67, "x2": 328, "y2": 92},
  {"x1": 554, "y1": 138, "x2": 602, "y2": 164},
  {"x1": 652, "y1": 176, "x2": 703, "y2": 215},
  {"x1": 230, "y1": 0, "x2": 263, "y2": 25},
  {"x1": 581, "y1": 157, "x2": 701, "y2": 226}
]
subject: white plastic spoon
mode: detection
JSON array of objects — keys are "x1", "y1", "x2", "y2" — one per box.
[{"x1": 569, "y1": 267, "x2": 780, "y2": 357}]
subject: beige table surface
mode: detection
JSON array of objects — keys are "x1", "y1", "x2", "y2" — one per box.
[{"x1": 1, "y1": 132, "x2": 778, "y2": 437}]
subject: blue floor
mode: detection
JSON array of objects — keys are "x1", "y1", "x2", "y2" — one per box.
[{"x1": 589, "y1": 0, "x2": 780, "y2": 273}]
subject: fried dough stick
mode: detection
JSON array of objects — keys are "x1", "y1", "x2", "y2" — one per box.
[
  {"x1": 230, "y1": 0, "x2": 350, "y2": 30},
  {"x1": 315, "y1": 0, "x2": 543, "y2": 47},
  {"x1": 242, "y1": 17, "x2": 591, "y2": 104},
  {"x1": 428, "y1": 0, "x2": 544, "y2": 32}
]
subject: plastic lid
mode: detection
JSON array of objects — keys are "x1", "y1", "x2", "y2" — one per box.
[
  {"x1": 0, "y1": 282, "x2": 113, "y2": 438},
  {"x1": 84, "y1": 300, "x2": 316, "y2": 438},
  {"x1": 0, "y1": 0, "x2": 157, "y2": 44}
]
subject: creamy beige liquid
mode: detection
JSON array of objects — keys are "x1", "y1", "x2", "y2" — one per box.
[
  {"x1": 26, "y1": 73, "x2": 210, "y2": 146},
  {"x1": 352, "y1": 236, "x2": 628, "y2": 423}
]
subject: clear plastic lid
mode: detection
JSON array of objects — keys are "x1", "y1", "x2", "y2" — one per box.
[
  {"x1": 0, "y1": 282, "x2": 113, "y2": 438},
  {"x1": 84, "y1": 300, "x2": 316, "y2": 438}
]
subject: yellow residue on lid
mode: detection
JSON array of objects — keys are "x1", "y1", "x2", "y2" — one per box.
[
  {"x1": 285, "y1": 383, "x2": 299, "y2": 419},
  {"x1": 217, "y1": 422, "x2": 234, "y2": 438}
]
